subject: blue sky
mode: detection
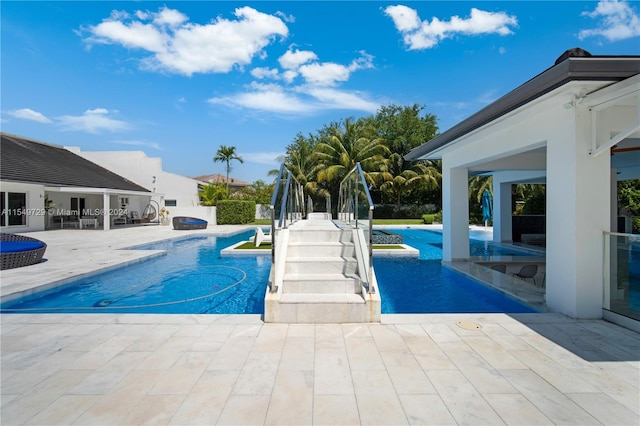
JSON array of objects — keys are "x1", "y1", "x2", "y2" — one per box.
[{"x1": 2, "y1": 1, "x2": 639, "y2": 184}]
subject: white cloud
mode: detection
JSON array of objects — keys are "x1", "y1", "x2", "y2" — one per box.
[
  {"x1": 384, "y1": 5, "x2": 421, "y2": 32},
  {"x1": 579, "y1": 0, "x2": 640, "y2": 41},
  {"x1": 211, "y1": 49, "x2": 378, "y2": 115},
  {"x1": 57, "y1": 108, "x2": 130, "y2": 134},
  {"x1": 303, "y1": 87, "x2": 380, "y2": 112},
  {"x1": 242, "y1": 151, "x2": 284, "y2": 165},
  {"x1": 384, "y1": 5, "x2": 518, "y2": 50},
  {"x1": 7, "y1": 108, "x2": 52, "y2": 123},
  {"x1": 113, "y1": 139, "x2": 162, "y2": 150},
  {"x1": 278, "y1": 48, "x2": 317, "y2": 69},
  {"x1": 83, "y1": 6, "x2": 289, "y2": 75},
  {"x1": 209, "y1": 87, "x2": 316, "y2": 114},
  {"x1": 251, "y1": 67, "x2": 280, "y2": 79}
]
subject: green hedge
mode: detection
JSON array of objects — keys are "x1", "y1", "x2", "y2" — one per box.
[
  {"x1": 422, "y1": 214, "x2": 436, "y2": 224},
  {"x1": 216, "y1": 200, "x2": 256, "y2": 224}
]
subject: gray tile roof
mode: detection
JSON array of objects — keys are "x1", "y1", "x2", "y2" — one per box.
[{"x1": 1, "y1": 133, "x2": 151, "y2": 192}]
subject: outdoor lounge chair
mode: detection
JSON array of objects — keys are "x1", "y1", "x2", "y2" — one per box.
[
  {"x1": 0, "y1": 233, "x2": 47, "y2": 270},
  {"x1": 173, "y1": 216, "x2": 208, "y2": 230},
  {"x1": 512, "y1": 264, "x2": 538, "y2": 285},
  {"x1": 251, "y1": 227, "x2": 272, "y2": 247}
]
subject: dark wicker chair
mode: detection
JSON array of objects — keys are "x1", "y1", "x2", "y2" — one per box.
[
  {"x1": 1, "y1": 233, "x2": 47, "y2": 270},
  {"x1": 172, "y1": 216, "x2": 208, "y2": 230}
]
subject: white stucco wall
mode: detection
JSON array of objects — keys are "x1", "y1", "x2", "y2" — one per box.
[
  {"x1": 68, "y1": 148, "x2": 201, "y2": 208},
  {"x1": 0, "y1": 181, "x2": 45, "y2": 233}
]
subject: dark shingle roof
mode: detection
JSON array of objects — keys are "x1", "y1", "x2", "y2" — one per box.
[{"x1": 0, "y1": 133, "x2": 151, "y2": 192}]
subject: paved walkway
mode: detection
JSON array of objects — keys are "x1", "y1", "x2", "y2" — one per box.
[{"x1": 1, "y1": 226, "x2": 639, "y2": 424}]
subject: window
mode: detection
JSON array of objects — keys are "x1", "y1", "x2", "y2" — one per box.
[
  {"x1": 164, "y1": 199, "x2": 177, "y2": 207},
  {"x1": 1, "y1": 192, "x2": 27, "y2": 226}
]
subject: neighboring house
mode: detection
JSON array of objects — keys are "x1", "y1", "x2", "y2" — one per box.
[
  {"x1": 192, "y1": 173, "x2": 251, "y2": 192},
  {"x1": 1, "y1": 133, "x2": 152, "y2": 232},
  {"x1": 69, "y1": 148, "x2": 201, "y2": 208},
  {"x1": 406, "y1": 49, "x2": 639, "y2": 324}
]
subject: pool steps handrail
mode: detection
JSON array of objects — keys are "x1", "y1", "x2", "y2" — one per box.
[
  {"x1": 269, "y1": 164, "x2": 305, "y2": 291},
  {"x1": 338, "y1": 163, "x2": 375, "y2": 294}
]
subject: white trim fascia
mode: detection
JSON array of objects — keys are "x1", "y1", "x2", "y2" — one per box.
[
  {"x1": 44, "y1": 186, "x2": 155, "y2": 196},
  {"x1": 423, "y1": 81, "x2": 609, "y2": 159}
]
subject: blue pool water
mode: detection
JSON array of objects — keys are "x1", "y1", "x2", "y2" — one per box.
[{"x1": 1, "y1": 228, "x2": 537, "y2": 314}]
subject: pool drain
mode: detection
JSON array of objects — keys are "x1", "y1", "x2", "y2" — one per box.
[{"x1": 456, "y1": 320, "x2": 482, "y2": 330}]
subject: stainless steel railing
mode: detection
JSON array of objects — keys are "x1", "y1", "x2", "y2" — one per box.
[
  {"x1": 338, "y1": 163, "x2": 374, "y2": 293},
  {"x1": 269, "y1": 164, "x2": 305, "y2": 290}
]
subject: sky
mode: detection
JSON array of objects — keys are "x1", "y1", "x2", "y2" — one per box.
[{"x1": 2, "y1": 1, "x2": 639, "y2": 185}]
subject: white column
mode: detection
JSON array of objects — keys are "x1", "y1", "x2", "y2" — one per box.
[
  {"x1": 492, "y1": 174, "x2": 513, "y2": 243},
  {"x1": 442, "y1": 163, "x2": 469, "y2": 261},
  {"x1": 103, "y1": 192, "x2": 111, "y2": 231},
  {"x1": 545, "y1": 107, "x2": 609, "y2": 318}
]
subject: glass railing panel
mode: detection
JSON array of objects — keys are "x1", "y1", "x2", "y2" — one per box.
[{"x1": 604, "y1": 232, "x2": 640, "y2": 321}]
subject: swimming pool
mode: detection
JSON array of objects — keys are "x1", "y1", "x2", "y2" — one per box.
[{"x1": 0, "y1": 228, "x2": 537, "y2": 314}]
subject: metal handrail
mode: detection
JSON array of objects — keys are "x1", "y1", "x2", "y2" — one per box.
[
  {"x1": 338, "y1": 162, "x2": 374, "y2": 293},
  {"x1": 268, "y1": 164, "x2": 305, "y2": 291}
]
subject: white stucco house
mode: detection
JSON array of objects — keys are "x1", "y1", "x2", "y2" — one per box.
[
  {"x1": 68, "y1": 148, "x2": 201, "y2": 208},
  {"x1": 1, "y1": 133, "x2": 152, "y2": 232},
  {"x1": 67, "y1": 148, "x2": 217, "y2": 225},
  {"x1": 406, "y1": 49, "x2": 639, "y2": 325}
]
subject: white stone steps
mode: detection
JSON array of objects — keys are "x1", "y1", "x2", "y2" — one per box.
[
  {"x1": 286, "y1": 241, "x2": 355, "y2": 258},
  {"x1": 279, "y1": 293, "x2": 365, "y2": 304},
  {"x1": 282, "y1": 273, "x2": 360, "y2": 294},
  {"x1": 284, "y1": 257, "x2": 358, "y2": 274}
]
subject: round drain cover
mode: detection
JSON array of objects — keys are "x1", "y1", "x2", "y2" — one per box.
[{"x1": 456, "y1": 320, "x2": 482, "y2": 330}]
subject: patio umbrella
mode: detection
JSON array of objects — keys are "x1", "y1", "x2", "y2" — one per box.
[{"x1": 481, "y1": 189, "x2": 493, "y2": 230}]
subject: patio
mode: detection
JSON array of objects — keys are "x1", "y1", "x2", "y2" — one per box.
[{"x1": 0, "y1": 227, "x2": 638, "y2": 424}]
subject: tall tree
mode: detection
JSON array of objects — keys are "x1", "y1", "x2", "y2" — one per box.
[
  {"x1": 312, "y1": 118, "x2": 389, "y2": 208},
  {"x1": 213, "y1": 145, "x2": 243, "y2": 194},
  {"x1": 368, "y1": 103, "x2": 439, "y2": 156},
  {"x1": 380, "y1": 153, "x2": 440, "y2": 209}
]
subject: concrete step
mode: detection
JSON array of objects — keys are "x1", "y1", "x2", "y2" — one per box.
[
  {"x1": 279, "y1": 293, "x2": 365, "y2": 304},
  {"x1": 288, "y1": 229, "x2": 352, "y2": 243},
  {"x1": 282, "y1": 273, "x2": 361, "y2": 294},
  {"x1": 284, "y1": 257, "x2": 358, "y2": 275},
  {"x1": 287, "y1": 242, "x2": 355, "y2": 258}
]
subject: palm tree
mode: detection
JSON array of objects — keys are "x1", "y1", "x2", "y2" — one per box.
[
  {"x1": 380, "y1": 153, "x2": 440, "y2": 210},
  {"x1": 198, "y1": 182, "x2": 228, "y2": 206},
  {"x1": 312, "y1": 118, "x2": 389, "y2": 199},
  {"x1": 311, "y1": 119, "x2": 389, "y2": 215},
  {"x1": 213, "y1": 145, "x2": 243, "y2": 194}
]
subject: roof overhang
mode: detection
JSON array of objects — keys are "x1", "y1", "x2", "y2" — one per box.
[
  {"x1": 44, "y1": 186, "x2": 153, "y2": 197},
  {"x1": 405, "y1": 56, "x2": 640, "y2": 161}
]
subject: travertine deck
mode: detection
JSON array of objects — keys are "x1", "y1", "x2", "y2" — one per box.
[
  {"x1": 1, "y1": 226, "x2": 639, "y2": 424},
  {"x1": 1, "y1": 313, "x2": 639, "y2": 425}
]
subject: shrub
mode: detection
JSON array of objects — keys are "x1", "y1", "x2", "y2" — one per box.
[
  {"x1": 633, "y1": 217, "x2": 640, "y2": 234},
  {"x1": 373, "y1": 204, "x2": 437, "y2": 219},
  {"x1": 434, "y1": 211, "x2": 442, "y2": 223},
  {"x1": 422, "y1": 214, "x2": 435, "y2": 224},
  {"x1": 216, "y1": 200, "x2": 256, "y2": 224}
]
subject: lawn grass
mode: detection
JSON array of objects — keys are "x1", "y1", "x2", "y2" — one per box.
[
  {"x1": 235, "y1": 241, "x2": 272, "y2": 250},
  {"x1": 253, "y1": 219, "x2": 271, "y2": 225}
]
